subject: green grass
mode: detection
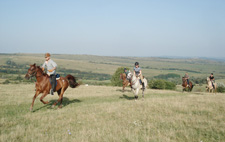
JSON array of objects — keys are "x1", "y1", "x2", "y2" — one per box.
[{"x1": 0, "y1": 84, "x2": 225, "y2": 142}]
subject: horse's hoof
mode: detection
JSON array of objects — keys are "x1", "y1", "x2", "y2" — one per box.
[
  {"x1": 51, "y1": 105, "x2": 55, "y2": 108},
  {"x1": 30, "y1": 107, "x2": 33, "y2": 112}
]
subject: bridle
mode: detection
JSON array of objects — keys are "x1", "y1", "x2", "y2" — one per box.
[{"x1": 27, "y1": 67, "x2": 43, "y2": 78}]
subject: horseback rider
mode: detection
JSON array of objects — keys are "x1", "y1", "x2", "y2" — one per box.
[
  {"x1": 184, "y1": 72, "x2": 190, "y2": 87},
  {"x1": 133, "y1": 62, "x2": 145, "y2": 89},
  {"x1": 209, "y1": 73, "x2": 215, "y2": 88},
  {"x1": 124, "y1": 68, "x2": 131, "y2": 83},
  {"x1": 42, "y1": 53, "x2": 57, "y2": 95}
]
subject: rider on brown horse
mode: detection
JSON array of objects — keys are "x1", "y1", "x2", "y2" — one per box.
[
  {"x1": 124, "y1": 68, "x2": 131, "y2": 82},
  {"x1": 184, "y1": 72, "x2": 190, "y2": 87},
  {"x1": 42, "y1": 53, "x2": 57, "y2": 95}
]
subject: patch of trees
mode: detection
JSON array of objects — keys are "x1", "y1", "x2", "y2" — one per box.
[
  {"x1": 148, "y1": 79, "x2": 176, "y2": 90},
  {"x1": 154, "y1": 73, "x2": 180, "y2": 80},
  {"x1": 217, "y1": 83, "x2": 225, "y2": 93}
]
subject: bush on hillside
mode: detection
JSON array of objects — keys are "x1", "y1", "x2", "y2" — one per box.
[
  {"x1": 154, "y1": 73, "x2": 180, "y2": 80},
  {"x1": 217, "y1": 83, "x2": 225, "y2": 93},
  {"x1": 3, "y1": 80, "x2": 10, "y2": 84},
  {"x1": 111, "y1": 67, "x2": 130, "y2": 86},
  {"x1": 149, "y1": 79, "x2": 176, "y2": 90}
]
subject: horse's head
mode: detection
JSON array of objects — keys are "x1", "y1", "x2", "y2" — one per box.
[
  {"x1": 25, "y1": 63, "x2": 38, "y2": 80},
  {"x1": 120, "y1": 73, "x2": 126, "y2": 80},
  {"x1": 206, "y1": 77, "x2": 210, "y2": 82}
]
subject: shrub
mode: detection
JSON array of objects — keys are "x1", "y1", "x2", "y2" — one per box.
[
  {"x1": 217, "y1": 83, "x2": 225, "y2": 93},
  {"x1": 165, "y1": 81, "x2": 176, "y2": 90},
  {"x1": 111, "y1": 67, "x2": 130, "y2": 86},
  {"x1": 154, "y1": 73, "x2": 180, "y2": 80},
  {"x1": 149, "y1": 79, "x2": 176, "y2": 90},
  {"x1": 3, "y1": 80, "x2": 10, "y2": 84}
]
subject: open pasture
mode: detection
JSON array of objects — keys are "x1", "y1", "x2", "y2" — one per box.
[{"x1": 0, "y1": 84, "x2": 224, "y2": 142}]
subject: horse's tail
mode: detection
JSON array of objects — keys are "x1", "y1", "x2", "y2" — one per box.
[{"x1": 65, "y1": 74, "x2": 80, "y2": 88}]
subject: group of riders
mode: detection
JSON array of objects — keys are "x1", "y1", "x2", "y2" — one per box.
[
  {"x1": 42, "y1": 53, "x2": 216, "y2": 95},
  {"x1": 124, "y1": 64, "x2": 216, "y2": 90}
]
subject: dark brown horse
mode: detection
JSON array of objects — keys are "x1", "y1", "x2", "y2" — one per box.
[
  {"x1": 25, "y1": 63, "x2": 79, "y2": 111},
  {"x1": 120, "y1": 73, "x2": 131, "y2": 92},
  {"x1": 182, "y1": 77, "x2": 194, "y2": 92}
]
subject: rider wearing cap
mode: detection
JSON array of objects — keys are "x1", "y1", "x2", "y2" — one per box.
[
  {"x1": 42, "y1": 53, "x2": 57, "y2": 95},
  {"x1": 133, "y1": 62, "x2": 145, "y2": 89},
  {"x1": 209, "y1": 73, "x2": 215, "y2": 88}
]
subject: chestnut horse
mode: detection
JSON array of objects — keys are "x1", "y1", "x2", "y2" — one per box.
[
  {"x1": 182, "y1": 77, "x2": 194, "y2": 92},
  {"x1": 25, "y1": 63, "x2": 79, "y2": 111},
  {"x1": 120, "y1": 73, "x2": 132, "y2": 92}
]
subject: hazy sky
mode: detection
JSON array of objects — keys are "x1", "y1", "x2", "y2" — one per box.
[{"x1": 0, "y1": 0, "x2": 225, "y2": 58}]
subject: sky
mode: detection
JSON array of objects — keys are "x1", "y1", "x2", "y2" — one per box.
[{"x1": 0, "y1": 0, "x2": 225, "y2": 58}]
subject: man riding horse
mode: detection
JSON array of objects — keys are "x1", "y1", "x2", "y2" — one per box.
[
  {"x1": 209, "y1": 73, "x2": 215, "y2": 88},
  {"x1": 42, "y1": 53, "x2": 57, "y2": 95},
  {"x1": 124, "y1": 68, "x2": 131, "y2": 83},
  {"x1": 133, "y1": 62, "x2": 145, "y2": 89},
  {"x1": 184, "y1": 72, "x2": 190, "y2": 87}
]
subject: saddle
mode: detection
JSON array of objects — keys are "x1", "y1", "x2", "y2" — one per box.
[{"x1": 49, "y1": 74, "x2": 60, "y2": 86}]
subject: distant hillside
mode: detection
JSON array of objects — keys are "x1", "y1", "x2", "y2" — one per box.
[{"x1": 0, "y1": 53, "x2": 225, "y2": 84}]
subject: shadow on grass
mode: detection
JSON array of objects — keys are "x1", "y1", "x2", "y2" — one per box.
[
  {"x1": 32, "y1": 97, "x2": 81, "y2": 112},
  {"x1": 119, "y1": 94, "x2": 134, "y2": 100},
  {"x1": 116, "y1": 89, "x2": 132, "y2": 93}
]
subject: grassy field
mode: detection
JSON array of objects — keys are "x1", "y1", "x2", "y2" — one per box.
[{"x1": 0, "y1": 84, "x2": 224, "y2": 142}]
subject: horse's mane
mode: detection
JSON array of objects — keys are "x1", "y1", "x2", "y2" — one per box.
[{"x1": 36, "y1": 66, "x2": 48, "y2": 76}]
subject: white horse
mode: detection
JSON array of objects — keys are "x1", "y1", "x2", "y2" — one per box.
[
  {"x1": 206, "y1": 77, "x2": 217, "y2": 93},
  {"x1": 131, "y1": 74, "x2": 148, "y2": 100}
]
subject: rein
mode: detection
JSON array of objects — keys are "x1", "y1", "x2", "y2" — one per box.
[{"x1": 28, "y1": 68, "x2": 44, "y2": 78}]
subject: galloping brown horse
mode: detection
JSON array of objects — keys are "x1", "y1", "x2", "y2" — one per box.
[
  {"x1": 25, "y1": 63, "x2": 79, "y2": 111},
  {"x1": 120, "y1": 73, "x2": 131, "y2": 92},
  {"x1": 182, "y1": 77, "x2": 194, "y2": 92}
]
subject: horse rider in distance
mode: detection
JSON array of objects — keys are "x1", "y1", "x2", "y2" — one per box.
[
  {"x1": 209, "y1": 73, "x2": 215, "y2": 88},
  {"x1": 42, "y1": 53, "x2": 57, "y2": 95},
  {"x1": 184, "y1": 72, "x2": 190, "y2": 87},
  {"x1": 133, "y1": 62, "x2": 145, "y2": 89},
  {"x1": 124, "y1": 68, "x2": 131, "y2": 82}
]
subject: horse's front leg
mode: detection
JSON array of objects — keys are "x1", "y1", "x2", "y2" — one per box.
[
  {"x1": 40, "y1": 92, "x2": 49, "y2": 104},
  {"x1": 30, "y1": 91, "x2": 40, "y2": 111},
  {"x1": 134, "y1": 88, "x2": 139, "y2": 100},
  {"x1": 122, "y1": 84, "x2": 125, "y2": 92}
]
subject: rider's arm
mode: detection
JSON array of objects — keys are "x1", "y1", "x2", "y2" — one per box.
[
  {"x1": 139, "y1": 70, "x2": 142, "y2": 75},
  {"x1": 42, "y1": 62, "x2": 46, "y2": 71}
]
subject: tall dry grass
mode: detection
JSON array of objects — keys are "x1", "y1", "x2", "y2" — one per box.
[{"x1": 0, "y1": 84, "x2": 225, "y2": 142}]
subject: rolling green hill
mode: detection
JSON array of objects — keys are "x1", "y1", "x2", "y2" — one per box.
[{"x1": 0, "y1": 53, "x2": 225, "y2": 85}]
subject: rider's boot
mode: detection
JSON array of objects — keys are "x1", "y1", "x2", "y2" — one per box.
[{"x1": 50, "y1": 89, "x2": 54, "y2": 95}]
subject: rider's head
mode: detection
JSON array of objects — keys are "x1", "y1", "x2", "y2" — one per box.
[
  {"x1": 45, "y1": 53, "x2": 51, "y2": 61},
  {"x1": 124, "y1": 68, "x2": 127, "y2": 72},
  {"x1": 211, "y1": 73, "x2": 213, "y2": 76},
  {"x1": 135, "y1": 62, "x2": 139, "y2": 67}
]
